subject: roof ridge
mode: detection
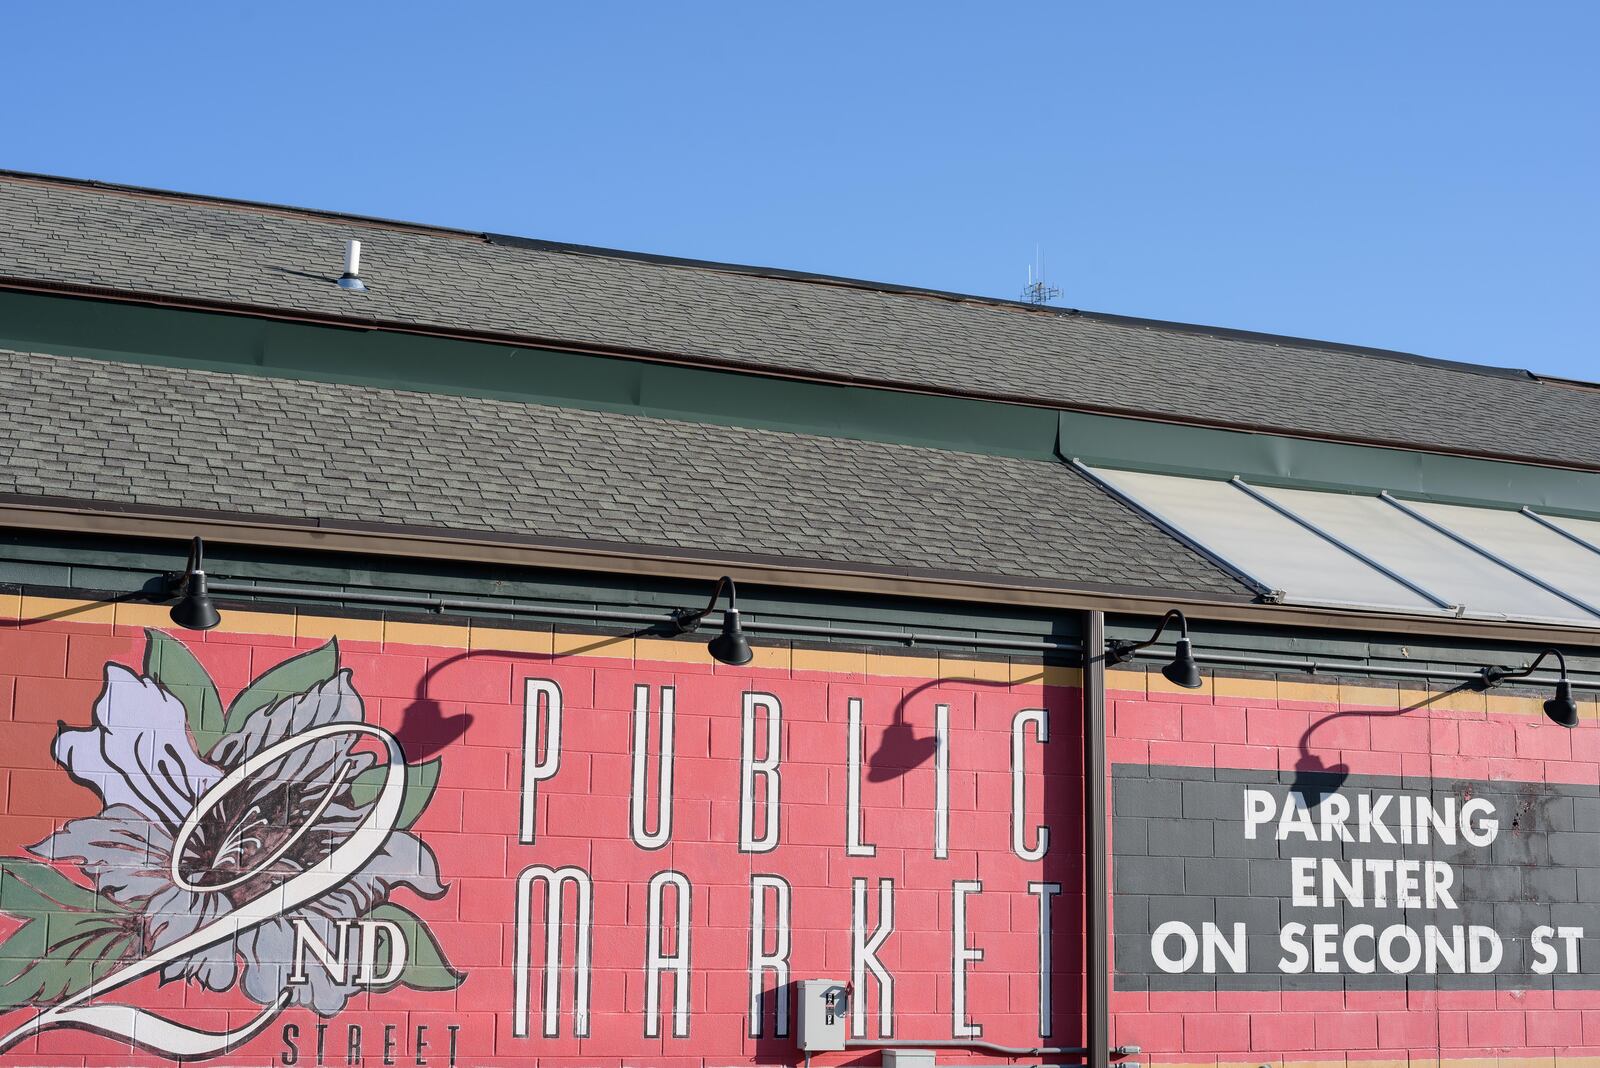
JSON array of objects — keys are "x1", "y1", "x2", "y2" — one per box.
[
  {"x1": 0, "y1": 167, "x2": 1562, "y2": 387},
  {"x1": 0, "y1": 168, "x2": 490, "y2": 242}
]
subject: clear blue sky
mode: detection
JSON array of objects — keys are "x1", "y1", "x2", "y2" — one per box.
[{"x1": 6, "y1": 3, "x2": 1596, "y2": 378}]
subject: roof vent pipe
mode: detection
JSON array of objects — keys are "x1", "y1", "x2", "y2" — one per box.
[{"x1": 337, "y1": 239, "x2": 367, "y2": 292}]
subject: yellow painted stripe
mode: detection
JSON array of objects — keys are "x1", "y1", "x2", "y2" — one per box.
[
  {"x1": 467, "y1": 624, "x2": 553, "y2": 655},
  {"x1": 19, "y1": 594, "x2": 116, "y2": 626},
  {"x1": 384, "y1": 619, "x2": 470, "y2": 650},
  {"x1": 296, "y1": 613, "x2": 384, "y2": 643}
]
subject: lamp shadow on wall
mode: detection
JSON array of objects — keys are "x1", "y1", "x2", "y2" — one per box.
[
  {"x1": 867, "y1": 675, "x2": 1017, "y2": 781},
  {"x1": 866, "y1": 678, "x2": 942, "y2": 781},
  {"x1": 392, "y1": 623, "x2": 680, "y2": 760},
  {"x1": 10, "y1": 582, "x2": 171, "y2": 627},
  {"x1": 858, "y1": 665, "x2": 1083, "y2": 1051},
  {"x1": 1291, "y1": 680, "x2": 1480, "y2": 806},
  {"x1": 392, "y1": 698, "x2": 474, "y2": 761}
]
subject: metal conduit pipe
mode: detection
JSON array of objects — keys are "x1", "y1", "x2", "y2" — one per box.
[
  {"x1": 207, "y1": 580, "x2": 671, "y2": 624},
  {"x1": 204, "y1": 580, "x2": 1084, "y2": 656},
  {"x1": 204, "y1": 580, "x2": 1593, "y2": 684},
  {"x1": 1123, "y1": 646, "x2": 1600, "y2": 691},
  {"x1": 749, "y1": 618, "x2": 1077, "y2": 653},
  {"x1": 845, "y1": 1040, "x2": 1089, "y2": 1057}
]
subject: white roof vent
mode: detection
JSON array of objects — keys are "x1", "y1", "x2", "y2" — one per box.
[{"x1": 336, "y1": 239, "x2": 366, "y2": 292}]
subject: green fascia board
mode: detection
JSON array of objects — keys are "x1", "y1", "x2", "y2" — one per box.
[
  {"x1": 6, "y1": 529, "x2": 1589, "y2": 675},
  {"x1": 0, "y1": 528, "x2": 1083, "y2": 646},
  {"x1": 7, "y1": 530, "x2": 1591, "y2": 673},
  {"x1": 0, "y1": 290, "x2": 1057, "y2": 459},
  {"x1": 1059, "y1": 410, "x2": 1600, "y2": 519}
]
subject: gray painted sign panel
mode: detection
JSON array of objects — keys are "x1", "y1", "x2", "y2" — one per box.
[{"x1": 1113, "y1": 764, "x2": 1600, "y2": 990}]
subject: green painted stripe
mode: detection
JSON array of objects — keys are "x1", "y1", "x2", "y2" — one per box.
[
  {"x1": 0, "y1": 290, "x2": 1058, "y2": 459},
  {"x1": 1059, "y1": 410, "x2": 1600, "y2": 518},
  {"x1": 7, "y1": 289, "x2": 1597, "y2": 516}
]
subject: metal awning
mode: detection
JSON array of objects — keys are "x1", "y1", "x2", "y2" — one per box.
[{"x1": 1078, "y1": 463, "x2": 1600, "y2": 627}]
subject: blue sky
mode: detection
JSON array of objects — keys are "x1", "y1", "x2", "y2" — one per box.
[{"x1": 6, "y1": 3, "x2": 1596, "y2": 378}]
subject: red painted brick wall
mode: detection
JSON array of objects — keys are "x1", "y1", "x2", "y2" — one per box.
[{"x1": 0, "y1": 609, "x2": 1083, "y2": 1068}]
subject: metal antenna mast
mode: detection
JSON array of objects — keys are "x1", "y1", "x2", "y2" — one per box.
[{"x1": 1020, "y1": 244, "x2": 1060, "y2": 305}]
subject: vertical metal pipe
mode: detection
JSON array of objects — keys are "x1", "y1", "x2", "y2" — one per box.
[{"x1": 1083, "y1": 610, "x2": 1110, "y2": 1068}]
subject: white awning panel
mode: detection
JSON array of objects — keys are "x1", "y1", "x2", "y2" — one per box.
[
  {"x1": 1087, "y1": 468, "x2": 1439, "y2": 613},
  {"x1": 1404, "y1": 500, "x2": 1600, "y2": 620},
  {"x1": 1540, "y1": 512, "x2": 1600, "y2": 555},
  {"x1": 1253, "y1": 486, "x2": 1589, "y2": 623},
  {"x1": 1083, "y1": 463, "x2": 1600, "y2": 627}
]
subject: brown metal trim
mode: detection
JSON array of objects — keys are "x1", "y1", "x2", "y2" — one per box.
[
  {"x1": 1083, "y1": 610, "x2": 1110, "y2": 1068},
  {"x1": 4, "y1": 494, "x2": 1600, "y2": 649},
  {"x1": 3, "y1": 277, "x2": 1597, "y2": 476},
  {"x1": 0, "y1": 492, "x2": 1252, "y2": 605}
]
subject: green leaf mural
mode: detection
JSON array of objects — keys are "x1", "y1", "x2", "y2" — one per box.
[
  {"x1": 0, "y1": 859, "x2": 134, "y2": 1011},
  {"x1": 223, "y1": 638, "x2": 339, "y2": 730},
  {"x1": 348, "y1": 758, "x2": 441, "y2": 830},
  {"x1": 0, "y1": 858, "x2": 105, "y2": 916},
  {"x1": 143, "y1": 628, "x2": 226, "y2": 755},
  {"x1": 0, "y1": 628, "x2": 455, "y2": 1045},
  {"x1": 362, "y1": 902, "x2": 464, "y2": 993},
  {"x1": 0, "y1": 911, "x2": 137, "y2": 1011}
]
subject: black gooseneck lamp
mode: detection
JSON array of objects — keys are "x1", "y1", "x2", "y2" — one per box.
[
  {"x1": 1478, "y1": 648, "x2": 1581, "y2": 728},
  {"x1": 1105, "y1": 608, "x2": 1203, "y2": 689},
  {"x1": 168, "y1": 536, "x2": 222, "y2": 631},
  {"x1": 669, "y1": 575, "x2": 752, "y2": 666}
]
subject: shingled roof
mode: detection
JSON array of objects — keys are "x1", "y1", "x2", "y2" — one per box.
[
  {"x1": 0, "y1": 349, "x2": 1247, "y2": 598},
  {"x1": 2, "y1": 171, "x2": 1596, "y2": 470}
]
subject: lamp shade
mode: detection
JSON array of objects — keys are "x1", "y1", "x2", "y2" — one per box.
[
  {"x1": 170, "y1": 571, "x2": 221, "y2": 631},
  {"x1": 708, "y1": 608, "x2": 753, "y2": 666},
  {"x1": 1162, "y1": 637, "x2": 1203, "y2": 689},
  {"x1": 1545, "y1": 679, "x2": 1580, "y2": 729}
]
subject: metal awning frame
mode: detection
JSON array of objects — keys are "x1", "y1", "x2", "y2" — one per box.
[{"x1": 1075, "y1": 461, "x2": 1600, "y2": 630}]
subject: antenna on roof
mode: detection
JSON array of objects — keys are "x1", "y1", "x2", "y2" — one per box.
[{"x1": 1020, "y1": 244, "x2": 1060, "y2": 306}]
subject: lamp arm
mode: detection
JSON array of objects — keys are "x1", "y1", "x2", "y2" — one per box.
[
  {"x1": 701, "y1": 576, "x2": 736, "y2": 618},
  {"x1": 670, "y1": 576, "x2": 737, "y2": 634},
  {"x1": 1106, "y1": 609, "x2": 1189, "y2": 665},
  {"x1": 168, "y1": 536, "x2": 206, "y2": 598},
  {"x1": 1480, "y1": 647, "x2": 1566, "y2": 688}
]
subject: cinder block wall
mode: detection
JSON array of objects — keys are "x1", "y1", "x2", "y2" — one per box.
[{"x1": 1109, "y1": 668, "x2": 1600, "y2": 1063}]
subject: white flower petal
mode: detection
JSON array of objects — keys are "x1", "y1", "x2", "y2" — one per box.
[
  {"x1": 32, "y1": 804, "x2": 174, "y2": 905},
  {"x1": 55, "y1": 664, "x2": 218, "y2": 829},
  {"x1": 341, "y1": 832, "x2": 446, "y2": 912},
  {"x1": 238, "y1": 913, "x2": 362, "y2": 1016},
  {"x1": 210, "y1": 671, "x2": 365, "y2": 788}
]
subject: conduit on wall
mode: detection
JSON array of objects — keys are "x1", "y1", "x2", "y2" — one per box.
[{"x1": 204, "y1": 580, "x2": 1600, "y2": 690}]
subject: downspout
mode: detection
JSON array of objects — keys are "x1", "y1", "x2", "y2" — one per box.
[{"x1": 1083, "y1": 611, "x2": 1111, "y2": 1068}]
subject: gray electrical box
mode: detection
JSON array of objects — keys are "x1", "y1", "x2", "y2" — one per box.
[{"x1": 795, "y1": 979, "x2": 849, "y2": 1051}]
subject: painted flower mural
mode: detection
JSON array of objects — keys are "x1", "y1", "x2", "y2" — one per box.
[{"x1": 0, "y1": 630, "x2": 460, "y2": 1057}]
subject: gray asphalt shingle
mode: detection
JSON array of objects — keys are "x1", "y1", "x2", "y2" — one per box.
[
  {"x1": 0, "y1": 349, "x2": 1247, "y2": 597},
  {"x1": 1, "y1": 172, "x2": 1595, "y2": 470}
]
